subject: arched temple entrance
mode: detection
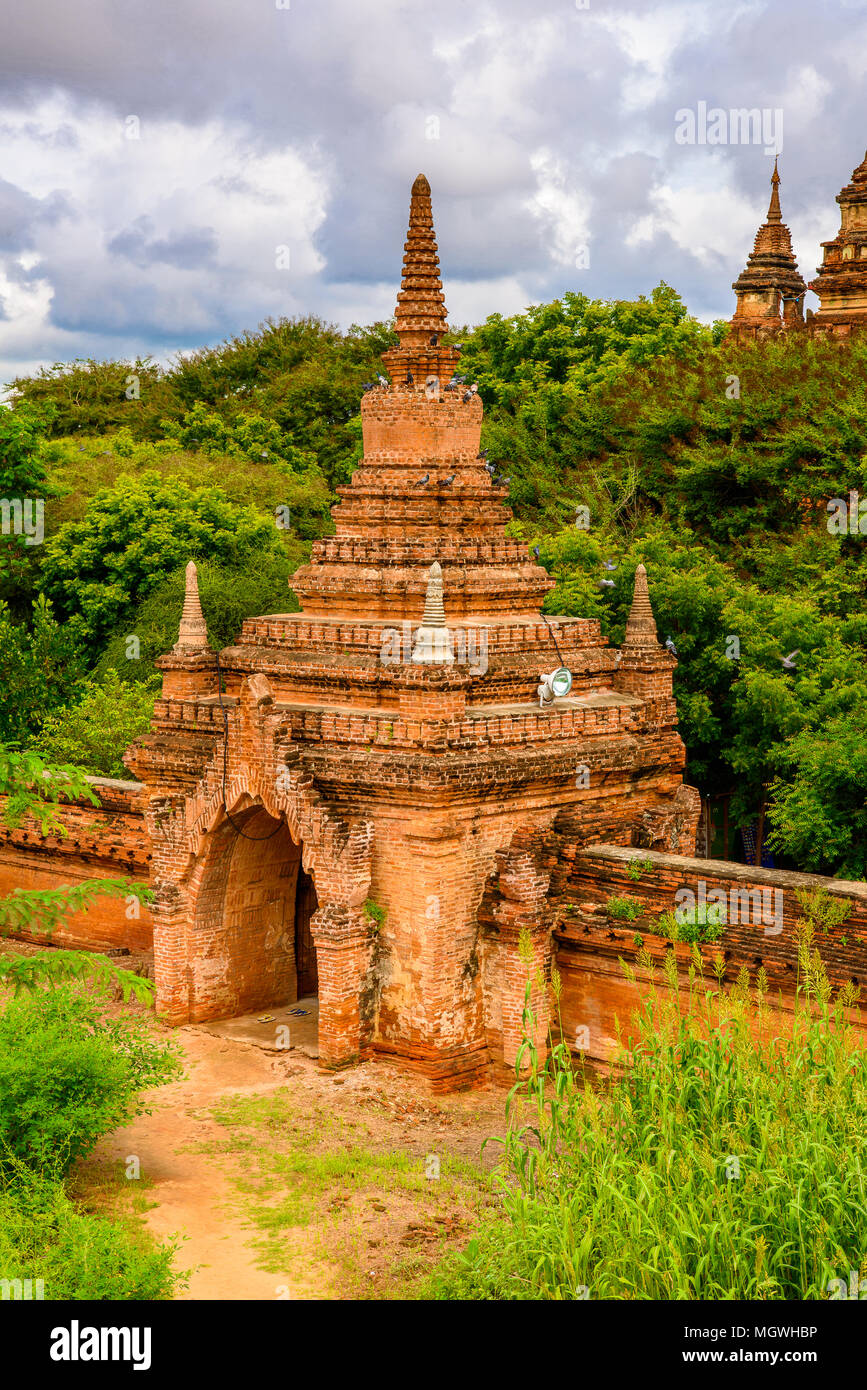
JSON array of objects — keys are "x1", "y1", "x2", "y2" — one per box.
[{"x1": 191, "y1": 805, "x2": 318, "y2": 1023}]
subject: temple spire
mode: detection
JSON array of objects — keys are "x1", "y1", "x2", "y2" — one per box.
[
  {"x1": 394, "y1": 175, "x2": 448, "y2": 348},
  {"x1": 381, "y1": 175, "x2": 462, "y2": 388},
  {"x1": 767, "y1": 157, "x2": 782, "y2": 223},
  {"x1": 173, "y1": 560, "x2": 209, "y2": 651},
  {"x1": 623, "y1": 564, "x2": 659, "y2": 651}
]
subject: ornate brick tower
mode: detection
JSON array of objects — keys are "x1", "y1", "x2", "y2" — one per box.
[
  {"x1": 127, "y1": 174, "x2": 697, "y2": 1090},
  {"x1": 730, "y1": 160, "x2": 806, "y2": 340},
  {"x1": 809, "y1": 149, "x2": 867, "y2": 335}
]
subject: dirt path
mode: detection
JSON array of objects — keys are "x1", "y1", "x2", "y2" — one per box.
[{"x1": 92, "y1": 1026, "x2": 507, "y2": 1300}]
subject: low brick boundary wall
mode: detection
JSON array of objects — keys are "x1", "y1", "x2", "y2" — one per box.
[
  {"x1": 0, "y1": 778, "x2": 153, "y2": 952},
  {"x1": 555, "y1": 845, "x2": 867, "y2": 1064}
]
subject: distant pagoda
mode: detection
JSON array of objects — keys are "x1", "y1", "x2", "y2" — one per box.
[
  {"x1": 730, "y1": 159, "x2": 807, "y2": 340},
  {"x1": 808, "y1": 149, "x2": 867, "y2": 335}
]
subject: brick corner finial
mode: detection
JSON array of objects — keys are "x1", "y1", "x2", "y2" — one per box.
[
  {"x1": 173, "y1": 560, "x2": 210, "y2": 652},
  {"x1": 623, "y1": 563, "x2": 659, "y2": 651}
]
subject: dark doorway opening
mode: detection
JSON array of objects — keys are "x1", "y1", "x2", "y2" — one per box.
[{"x1": 294, "y1": 867, "x2": 319, "y2": 997}]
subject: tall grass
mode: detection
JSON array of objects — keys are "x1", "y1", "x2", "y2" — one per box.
[{"x1": 428, "y1": 923, "x2": 866, "y2": 1300}]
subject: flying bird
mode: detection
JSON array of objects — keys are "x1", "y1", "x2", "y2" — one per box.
[
  {"x1": 781, "y1": 649, "x2": 800, "y2": 671},
  {"x1": 598, "y1": 579, "x2": 616, "y2": 589},
  {"x1": 603, "y1": 559, "x2": 618, "y2": 571},
  {"x1": 414, "y1": 474, "x2": 430, "y2": 486},
  {"x1": 361, "y1": 381, "x2": 375, "y2": 391},
  {"x1": 665, "y1": 636, "x2": 678, "y2": 655}
]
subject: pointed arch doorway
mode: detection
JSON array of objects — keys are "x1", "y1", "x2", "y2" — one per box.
[{"x1": 190, "y1": 804, "x2": 319, "y2": 1044}]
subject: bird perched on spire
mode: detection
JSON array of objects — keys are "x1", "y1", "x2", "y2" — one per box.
[
  {"x1": 414, "y1": 474, "x2": 430, "y2": 486},
  {"x1": 665, "y1": 635, "x2": 678, "y2": 655}
]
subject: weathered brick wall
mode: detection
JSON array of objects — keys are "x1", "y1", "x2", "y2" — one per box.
[
  {"x1": 0, "y1": 778, "x2": 153, "y2": 952},
  {"x1": 555, "y1": 844, "x2": 867, "y2": 1064}
]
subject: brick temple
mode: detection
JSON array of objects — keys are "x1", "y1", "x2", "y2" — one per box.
[
  {"x1": 730, "y1": 146, "x2": 867, "y2": 338},
  {"x1": 124, "y1": 173, "x2": 699, "y2": 1088}
]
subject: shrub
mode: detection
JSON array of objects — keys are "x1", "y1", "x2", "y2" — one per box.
[
  {"x1": 659, "y1": 903, "x2": 726, "y2": 944},
  {"x1": 0, "y1": 986, "x2": 182, "y2": 1180},
  {"x1": 605, "y1": 895, "x2": 644, "y2": 922},
  {"x1": 0, "y1": 1163, "x2": 183, "y2": 1300},
  {"x1": 625, "y1": 857, "x2": 654, "y2": 882}
]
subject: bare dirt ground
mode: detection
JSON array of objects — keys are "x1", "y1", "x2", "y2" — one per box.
[{"x1": 88, "y1": 1022, "x2": 508, "y2": 1301}]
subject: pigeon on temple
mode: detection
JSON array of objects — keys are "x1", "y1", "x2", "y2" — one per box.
[
  {"x1": 406, "y1": 371, "x2": 414, "y2": 385},
  {"x1": 533, "y1": 545, "x2": 541, "y2": 560},
  {"x1": 361, "y1": 381, "x2": 375, "y2": 391},
  {"x1": 377, "y1": 374, "x2": 389, "y2": 387},
  {"x1": 462, "y1": 390, "x2": 473, "y2": 402},
  {"x1": 442, "y1": 475, "x2": 456, "y2": 486},
  {"x1": 665, "y1": 636, "x2": 678, "y2": 655},
  {"x1": 414, "y1": 474, "x2": 430, "y2": 486},
  {"x1": 477, "y1": 448, "x2": 488, "y2": 459},
  {"x1": 781, "y1": 649, "x2": 800, "y2": 671},
  {"x1": 429, "y1": 334, "x2": 439, "y2": 346}
]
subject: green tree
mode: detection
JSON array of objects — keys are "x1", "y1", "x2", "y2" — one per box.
[
  {"x1": 32, "y1": 670, "x2": 157, "y2": 779},
  {"x1": 40, "y1": 470, "x2": 285, "y2": 648},
  {"x1": 0, "y1": 596, "x2": 85, "y2": 744}
]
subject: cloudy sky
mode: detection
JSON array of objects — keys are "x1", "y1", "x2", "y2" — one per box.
[{"x1": 1, "y1": 0, "x2": 866, "y2": 387}]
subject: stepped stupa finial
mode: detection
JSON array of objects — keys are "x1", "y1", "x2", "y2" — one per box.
[
  {"x1": 412, "y1": 562, "x2": 454, "y2": 663},
  {"x1": 173, "y1": 560, "x2": 210, "y2": 652},
  {"x1": 381, "y1": 176, "x2": 462, "y2": 388},
  {"x1": 622, "y1": 564, "x2": 659, "y2": 652}
]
